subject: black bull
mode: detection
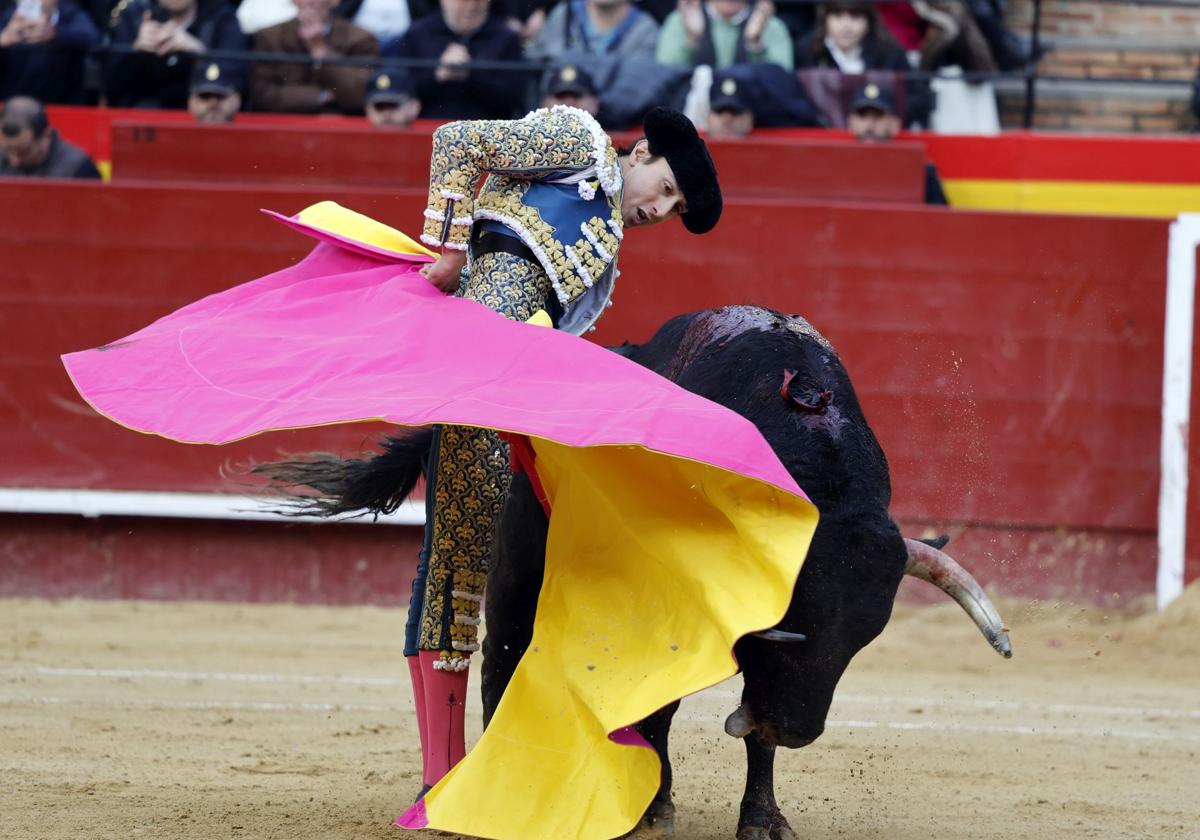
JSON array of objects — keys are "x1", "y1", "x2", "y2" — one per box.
[
  {"x1": 258, "y1": 305, "x2": 1012, "y2": 840},
  {"x1": 482, "y1": 306, "x2": 1012, "y2": 840}
]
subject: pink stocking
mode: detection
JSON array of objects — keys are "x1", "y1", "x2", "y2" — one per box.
[
  {"x1": 406, "y1": 655, "x2": 430, "y2": 787},
  {"x1": 418, "y1": 650, "x2": 468, "y2": 788}
]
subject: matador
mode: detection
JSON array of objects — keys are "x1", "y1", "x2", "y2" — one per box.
[{"x1": 408, "y1": 105, "x2": 723, "y2": 794}]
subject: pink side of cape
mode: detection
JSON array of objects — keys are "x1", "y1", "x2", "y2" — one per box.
[{"x1": 62, "y1": 240, "x2": 806, "y2": 501}]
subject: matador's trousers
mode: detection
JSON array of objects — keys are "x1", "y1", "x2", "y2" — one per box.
[{"x1": 403, "y1": 250, "x2": 554, "y2": 672}]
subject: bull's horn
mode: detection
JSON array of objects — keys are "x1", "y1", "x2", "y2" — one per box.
[
  {"x1": 753, "y1": 629, "x2": 808, "y2": 643},
  {"x1": 725, "y1": 704, "x2": 755, "y2": 738},
  {"x1": 903, "y1": 538, "x2": 1013, "y2": 658}
]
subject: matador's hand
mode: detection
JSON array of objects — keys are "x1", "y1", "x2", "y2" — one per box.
[{"x1": 420, "y1": 249, "x2": 468, "y2": 293}]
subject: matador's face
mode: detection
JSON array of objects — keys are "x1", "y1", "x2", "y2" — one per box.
[{"x1": 619, "y1": 140, "x2": 687, "y2": 231}]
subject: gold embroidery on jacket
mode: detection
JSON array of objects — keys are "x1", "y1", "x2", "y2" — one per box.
[{"x1": 419, "y1": 252, "x2": 554, "y2": 670}]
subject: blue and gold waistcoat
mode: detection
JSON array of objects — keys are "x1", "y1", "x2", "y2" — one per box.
[{"x1": 421, "y1": 106, "x2": 623, "y2": 335}]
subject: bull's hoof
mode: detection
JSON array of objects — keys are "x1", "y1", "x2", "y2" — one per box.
[
  {"x1": 623, "y1": 799, "x2": 676, "y2": 838},
  {"x1": 736, "y1": 825, "x2": 796, "y2": 840},
  {"x1": 737, "y1": 804, "x2": 796, "y2": 840}
]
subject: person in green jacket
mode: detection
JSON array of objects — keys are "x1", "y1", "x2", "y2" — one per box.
[{"x1": 655, "y1": 0, "x2": 793, "y2": 71}]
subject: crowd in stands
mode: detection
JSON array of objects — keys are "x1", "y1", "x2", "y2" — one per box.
[{"x1": 0, "y1": 0, "x2": 1037, "y2": 132}]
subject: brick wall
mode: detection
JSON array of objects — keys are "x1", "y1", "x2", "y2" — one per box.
[
  {"x1": 1006, "y1": 0, "x2": 1200, "y2": 41},
  {"x1": 997, "y1": 1, "x2": 1198, "y2": 133}
]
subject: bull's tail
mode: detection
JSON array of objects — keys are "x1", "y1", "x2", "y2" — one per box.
[{"x1": 251, "y1": 428, "x2": 434, "y2": 519}]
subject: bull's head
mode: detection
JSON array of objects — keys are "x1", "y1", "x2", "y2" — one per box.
[{"x1": 727, "y1": 529, "x2": 1011, "y2": 749}]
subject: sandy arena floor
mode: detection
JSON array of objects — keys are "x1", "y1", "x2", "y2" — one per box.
[{"x1": 2, "y1": 588, "x2": 1199, "y2": 840}]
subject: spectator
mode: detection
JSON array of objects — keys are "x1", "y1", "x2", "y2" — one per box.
[
  {"x1": 250, "y1": 0, "x2": 378, "y2": 114},
  {"x1": 384, "y1": 0, "x2": 523, "y2": 120},
  {"x1": 188, "y1": 58, "x2": 242, "y2": 122},
  {"x1": 706, "y1": 70, "x2": 751, "y2": 138},
  {"x1": 527, "y1": 0, "x2": 659, "y2": 62},
  {"x1": 0, "y1": 95, "x2": 100, "y2": 178},
  {"x1": 540, "y1": 62, "x2": 599, "y2": 116},
  {"x1": 846, "y1": 82, "x2": 946, "y2": 205},
  {"x1": 797, "y1": 2, "x2": 929, "y2": 127},
  {"x1": 336, "y1": 0, "x2": 414, "y2": 43},
  {"x1": 875, "y1": 0, "x2": 996, "y2": 73},
  {"x1": 0, "y1": 0, "x2": 99, "y2": 103},
  {"x1": 364, "y1": 66, "x2": 420, "y2": 126},
  {"x1": 798, "y1": 2, "x2": 904, "y2": 73},
  {"x1": 105, "y1": 0, "x2": 247, "y2": 109},
  {"x1": 656, "y1": 0, "x2": 792, "y2": 71}
]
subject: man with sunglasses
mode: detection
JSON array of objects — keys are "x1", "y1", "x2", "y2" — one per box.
[{"x1": 0, "y1": 96, "x2": 100, "y2": 178}]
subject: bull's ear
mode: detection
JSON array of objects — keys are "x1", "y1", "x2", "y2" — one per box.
[{"x1": 779, "y1": 370, "x2": 832, "y2": 415}]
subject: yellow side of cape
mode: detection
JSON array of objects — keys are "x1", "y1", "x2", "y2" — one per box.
[
  {"x1": 295, "y1": 201, "x2": 438, "y2": 257},
  {"x1": 421, "y1": 439, "x2": 817, "y2": 839}
]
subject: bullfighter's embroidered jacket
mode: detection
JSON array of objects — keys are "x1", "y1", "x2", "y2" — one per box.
[{"x1": 420, "y1": 105, "x2": 624, "y2": 335}]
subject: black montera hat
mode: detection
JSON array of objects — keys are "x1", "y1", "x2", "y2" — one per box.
[
  {"x1": 642, "y1": 107, "x2": 722, "y2": 235},
  {"x1": 850, "y1": 82, "x2": 897, "y2": 117}
]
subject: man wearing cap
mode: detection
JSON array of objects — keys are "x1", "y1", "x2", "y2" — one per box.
[
  {"x1": 539, "y1": 63, "x2": 599, "y2": 118},
  {"x1": 847, "y1": 81, "x2": 947, "y2": 205},
  {"x1": 406, "y1": 104, "x2": 721, "y2": 797},
  {"x1": 187, "y1": 60, "x2": 243, "y2": 123},
  {"x1": 364, "y1": 67, "x2": 420, "y2": 128},
  {"x1": 707, "y1": 71, "x2": 753, "y2": 139}
]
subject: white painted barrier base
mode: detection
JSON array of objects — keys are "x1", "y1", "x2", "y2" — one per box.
[
  {"x1": 1158, "y1": 214, "x2": 1200, "y2": 610},
  {"x1": 0, "y1": 488, "x2": 424, "y2": 526}
]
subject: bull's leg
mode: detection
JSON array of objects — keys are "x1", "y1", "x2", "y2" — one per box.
[
  {"x1": 629, "y1": 701, "x2": 681, "y2": 837},
  {"x1": 736, "y1": 736, "x2": 796, "y2": 840},
  {"x1": 480, "y1": 472, "x2": 547, "y2": 728}
]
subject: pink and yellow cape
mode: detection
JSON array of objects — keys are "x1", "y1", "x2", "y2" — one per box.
[{"x1": 61, "y1": 203, "x2": 818, "y2": 840}]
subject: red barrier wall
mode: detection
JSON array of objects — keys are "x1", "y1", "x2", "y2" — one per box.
[
  {"x1": 107, "y1": 121, "x2": 927, "y2": 204},
  {"x1": 1, "y1": 178, "x2": 1183, "y2": 605},
  {"x1": 0, "y1": 514, "x2": 421, "y2": 605}
]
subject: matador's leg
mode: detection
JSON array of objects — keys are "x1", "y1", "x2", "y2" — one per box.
[
  {"x1": 416, "y1": 250, "x2": 553, "y2": 788},
  {"x1": 404, "y1": 430, "x2": 439, "y2": 796}
]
